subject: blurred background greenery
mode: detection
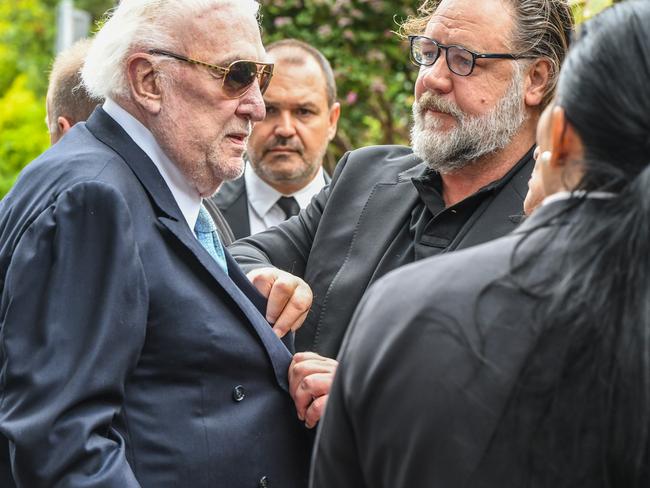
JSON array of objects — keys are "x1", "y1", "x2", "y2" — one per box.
[{"x1": 0, "y1": 0, "x2": 621, "y2": 198}]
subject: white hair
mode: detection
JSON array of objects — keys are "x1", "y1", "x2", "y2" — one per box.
[{"x1": 82, "y1": 0, "x2": 260, "y2": 100}]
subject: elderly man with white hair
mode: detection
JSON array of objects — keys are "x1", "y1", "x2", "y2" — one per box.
[{"x1": 0, "y1": 1, "x2": 313, "y2": 487}]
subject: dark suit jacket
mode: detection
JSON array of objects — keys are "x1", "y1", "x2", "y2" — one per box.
[
  {"x1": 229, "y1": 145, "x2": 534, "y2": 358},
  {"x1": 310, "y1": 199, "x2": 615, "y2": 487},
  {"x1": 211, "y1": 167, "x2": 330, "y2": 240},
  {"x1": 0, "y1": 108, "x2": 311, "y2": 487}
]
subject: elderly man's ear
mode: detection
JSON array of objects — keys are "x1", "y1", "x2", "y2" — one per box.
[{"x1": 126, "y1": 53, "x2": 163, "y2": 114}]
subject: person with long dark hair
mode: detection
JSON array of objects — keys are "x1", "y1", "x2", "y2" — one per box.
[{"x1": 310, "y1": 2, "x2": 650, "y2": 487}]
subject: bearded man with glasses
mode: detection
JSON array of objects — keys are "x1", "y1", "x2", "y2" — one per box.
[
  {"x1": 229, "y1": 0, "x2": 574, "y2": 432},
  {"x1": 0, "y1": 1, "x2": 314, "y2": 487}
]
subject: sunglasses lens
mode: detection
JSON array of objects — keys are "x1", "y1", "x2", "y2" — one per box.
[
  {"x1": 258, "y1": 67, "x2": 273, "y2": 95},
  {"x1": 223, "y1": 61, "x2": 258, "y2": 97}
]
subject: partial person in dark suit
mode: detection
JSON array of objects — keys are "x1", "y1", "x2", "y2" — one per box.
[
  {"x1": 212, "y1": 39, "x2": 339, "y2": 239},
  {"x1": 0, "y1": 1, "x2": 313, "y2": 487},
  {"x1": 312, "y1": 2, "x2": 650, "y2": 486},
  {"x1": 231, "y1": 0, "x2": 574, "y2": 428},
  {"x1": 45, "y1": 38, "x2": 100, "y2": 144}
]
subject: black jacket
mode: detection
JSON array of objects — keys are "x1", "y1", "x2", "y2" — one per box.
[
  {"x1": 311, "y1": 199, "x2": 618, "y2": 487},
  {"x1": 230, "y1": 145, "x2": 533, "y2": 357}
]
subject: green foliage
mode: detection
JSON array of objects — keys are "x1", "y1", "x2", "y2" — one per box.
[
  {"x1": 0, "y1": 0, "x2": 100, "y2": 199},
  {"x1": 0, "y1": 75, "x2": 50, "y2": 196},
  {"x1": 0, "y1": 0, "x2": 56, "y2": 198},
  {"x1": 0, "y1": 0, "x2": 56, "y2": 97}
]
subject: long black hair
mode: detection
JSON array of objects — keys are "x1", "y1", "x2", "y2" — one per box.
[{"x1": 491, "y1": 2, "x2": 650, "y2": 486}]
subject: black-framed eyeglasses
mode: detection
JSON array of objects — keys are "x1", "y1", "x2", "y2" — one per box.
[
  {"x1": 149, "y1": 49, "x2": 274, "y2": 98},
  {"x1": 408, "y1": 35, "x2": 535, "y2": 76}
]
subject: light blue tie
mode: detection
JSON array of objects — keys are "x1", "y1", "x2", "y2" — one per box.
[{"x1": 194, "y1": 205, "x2": 228, "y2": 274}]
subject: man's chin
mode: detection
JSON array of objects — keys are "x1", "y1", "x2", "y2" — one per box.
[
  {"x1": 221, "y1": 157, "x2": 246, "y2": 181},
  {"x1": 262, "y1": 151, "x2": 301, "y2": 165}
]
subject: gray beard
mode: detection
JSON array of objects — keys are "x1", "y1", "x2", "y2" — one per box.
[{"x1": 410, "y1": 64, "x2": 527, "y2": 174}]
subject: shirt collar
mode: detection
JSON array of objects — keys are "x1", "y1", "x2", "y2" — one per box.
[
  {"x1": 244, "y1": 162, "x2": 325, "y2": 218},
  {"x1": 102, "y1": 98, "x2": 202, "y2": 230},
  {"x1": 412, "y1": 146, "x2": 535, "y2": 192},
  {"x1": 411, "y1": 146, "x2": 535, "y2": 212}
]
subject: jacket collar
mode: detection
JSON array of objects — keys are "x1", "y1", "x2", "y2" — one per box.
[{"x1": 86, "y1": 107, "x2": 183, "y2": 223}]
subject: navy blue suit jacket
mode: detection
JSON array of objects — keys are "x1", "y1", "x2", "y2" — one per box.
[{"x1": 0, "y1": 108, "x2": 311, "y2": 487}]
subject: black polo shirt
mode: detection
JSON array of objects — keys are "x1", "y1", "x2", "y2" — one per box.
[{"x1": 370, "y1": 149, "x2": 533, "y2": 284}]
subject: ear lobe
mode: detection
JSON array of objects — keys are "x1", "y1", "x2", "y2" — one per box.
[
  {"x1": 524, "y1": 58, "x2": 552, "y2": 108},
  {"x1": 327, "y1": 102, "x2": 341, "y2": 141},
  {"x1": 127, "y1": 54, "x2": 163, "y2": 114},
  {"x1": 549, "y1": 105, "x2": 586, "y2": 169},
  {"x1": 548, "y1": 106, "x2": 567, "y2": 168}
]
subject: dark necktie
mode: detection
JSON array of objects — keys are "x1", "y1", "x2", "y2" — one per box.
[{"x1": 276, "y1": 196, "x2": 301, "y2": 219}]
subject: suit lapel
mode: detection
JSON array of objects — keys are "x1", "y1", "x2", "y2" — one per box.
[
  {"x1": 87, "y1": 108, "x2": 291, "y2": 391},
  {"x1": 86, "y1": 108, "x2": 182, "y2": 220},
  {"x1": 158, "y1": 217, "x2": 292, "y2": 391},
  {"x1": 340, "y1": 163, "x2": 424, "y2": 286}
]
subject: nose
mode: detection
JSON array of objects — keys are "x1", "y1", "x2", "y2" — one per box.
[
  {"x1": 274, "y1": 111, "x2": 296, "y2": 138},
  {"x1": 236, "y1": 81, "x2": 266, "y2": 123},
  {"x1": 416, "y1": 53, "x2": 453, "y2": 98}
]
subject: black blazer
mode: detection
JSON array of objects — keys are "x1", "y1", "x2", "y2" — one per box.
[
  {"x1": 211, "y1": 167, "x2": 331, "y2": 240},
  {"x1": 0, "y1": 108, "x2": 311, "y2": 487},
  {"x1": 310, "y1": 200, "x2": 610, "y2": 487},
  {"x1": 230, "y1": 145, "x2": 533, "y2": 358}
]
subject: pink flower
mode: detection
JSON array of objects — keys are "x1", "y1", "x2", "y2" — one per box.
[
  {"x1": 346, "y1": 91, "x2": 358, "y2": 105},
  {"x1": 273, "y1": 16, "x2": 292, "y2": 28},
  {"x1": 338, "y1": 17, "x2": 352, "y2": 27},
  {"x1": 318, "y1": 25, "x2": 333, "y2": 37},
  {"x1": 370, "y1": 78, "x2": 387, "y2": 94}
]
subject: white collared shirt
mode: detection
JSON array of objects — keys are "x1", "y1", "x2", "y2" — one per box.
[
  {"x1": 102, "y1": 98, "x2": 202, "y2": 231},
  {"x1": 244, "y1": 163, "x2": 327, "y2": 235}
]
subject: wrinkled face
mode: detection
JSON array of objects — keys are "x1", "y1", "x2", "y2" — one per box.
[
  {"x1": 524, "y1": 102, "x2": 554, "y2": 215},
  {"x1": 411, "y1": 0, "x2": 528, "y2": 172},
  {"x1": 153, "y1": 4, "x2": 266, "y2": 197},
  {"x1": 246, "y1": 54, "x2": 339, "y2": 191}
]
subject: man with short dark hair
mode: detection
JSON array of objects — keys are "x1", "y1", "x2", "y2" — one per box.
[
  {"x1": 212, "y1": 39, "x2": 340, "y2": 238},
  {"x1": 0, "y1": 1, "x2": 312, "y2": 486},
  {"x1": 45, "y1": 39, "x2": 100, "y2": 144},
  {"x1": 231, "y1": 0, "x2": 574, "y2": 430}
]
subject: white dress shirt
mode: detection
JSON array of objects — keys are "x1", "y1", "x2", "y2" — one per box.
[
  {"x1": 244, "y1": 163, "x2": 327, "y2": 235},
  {"x1": 103, "y1": 99, "x2": 202, "y2": 231}
]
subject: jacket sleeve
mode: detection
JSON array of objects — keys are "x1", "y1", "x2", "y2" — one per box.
[
  {"x1": 228, "y1": 151, "x2": 352, "y2": 277},
  {"x1": 0, "y1": 181, "x2": 148, "y2": 487}
]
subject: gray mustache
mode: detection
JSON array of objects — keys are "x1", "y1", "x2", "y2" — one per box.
[{"x1": 416, "y1": 92, "x2": 463, "y2": 119}]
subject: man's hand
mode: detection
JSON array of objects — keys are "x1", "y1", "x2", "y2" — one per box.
[
  {"x1": 246, "y1": 267, "x2": 313, "y2": 338},
  {"x1": 289, "y1": 352, "x2": 338, "y2": 429}
]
